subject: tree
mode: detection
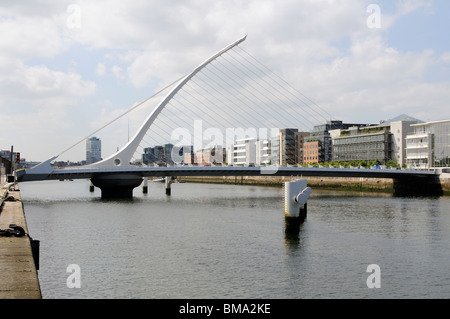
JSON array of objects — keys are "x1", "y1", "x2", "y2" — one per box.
[
  {"x1": 387, "y1": 158, "x2": 399, "y2": 168},
  {"x1": 373, "y1": 159, "x2": 382, "y2": 166}
]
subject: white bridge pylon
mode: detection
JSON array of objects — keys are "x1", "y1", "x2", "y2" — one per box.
[
  {"x1": 22, "y1": 36, "x2": 248, "y2": 179},
  {"x1": 90, "y1": 35, "x2": 247, "y2": 169},
  {"x1": 22, "y1": 33, "x2": 339, "y2": 182}
]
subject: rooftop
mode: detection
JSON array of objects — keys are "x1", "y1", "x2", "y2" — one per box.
[{"x1": 380, "y1": 114, "x2": 424, "y2": 126}]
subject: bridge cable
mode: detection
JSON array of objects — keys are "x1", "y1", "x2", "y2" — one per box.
[{"x1": 57, "y1": 73, "x2": 190, "y2": 157}]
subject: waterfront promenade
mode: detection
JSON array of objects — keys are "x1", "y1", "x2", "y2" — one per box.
[{"x1": 0, "y1": 181, "x2": 41, "y2": 299}]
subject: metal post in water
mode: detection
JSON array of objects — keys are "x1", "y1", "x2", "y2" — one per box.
[
  {"x1": 165, "y1": 176, "x2": 172, "y2": 196},
  {"x1": 284, "y1": 180, "x2": 312, "y2": 234},
  {"x1": 143, "y1": 177, "x2": 148, "y2": 194}
]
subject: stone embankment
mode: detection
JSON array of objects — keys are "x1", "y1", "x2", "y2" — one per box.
[
  {"x1": 440, "y1": 173, "x2": 450, "y2": 195},
  {"x1": 179, "y1": 174, "x2": 450, "y2": 196},
  {"x1": 178, "y1": 175, "x2": 395, "y2": 193}
]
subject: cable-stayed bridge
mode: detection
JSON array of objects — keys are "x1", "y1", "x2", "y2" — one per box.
[{"x1": 16, "y1": 36, "x2": 442, "y2": 198}]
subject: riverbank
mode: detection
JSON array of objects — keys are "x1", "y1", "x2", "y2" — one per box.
[{"x1": 178, "y1": 174, "x2": 450, "y2": 195}]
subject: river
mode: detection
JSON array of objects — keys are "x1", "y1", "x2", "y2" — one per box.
[{"x1": 19, "y1": 179, "x2": 449, "y2": 299}]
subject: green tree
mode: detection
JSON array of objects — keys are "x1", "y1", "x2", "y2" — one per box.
[{"x1": 387, "y1": 158, "x2": 398, "y2": 168}]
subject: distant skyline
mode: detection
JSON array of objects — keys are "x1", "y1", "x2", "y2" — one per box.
[{"x1": 1, "y1": 0, "x2": 449, "y2": 162}]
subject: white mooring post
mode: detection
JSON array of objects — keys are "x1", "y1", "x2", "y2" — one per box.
[
  {"x1": 284, "y1": 180, "x2": 312, "y2": 233},
  {"x1": 143, "y1": 177, "x2": 148, "y2": 194}
]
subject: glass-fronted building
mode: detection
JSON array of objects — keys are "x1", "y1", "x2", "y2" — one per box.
[
  {"x1": 305, "y1": 120, "x2": 371, "y2": 163},
  {"x1": 331, "y1": 115, "x2": 420, "y2": 165},
  {"x1": 332, "y1": 127, "x2": 392, "y2": 163},
  {"x1": 86, "y1": 137, "x2": 101, "y2": 165},
  {"x1": 279, "y1": 129, "x2": 298, "y2": 165},
  {"x1": 406, "y1": 119, "x2": 450, "y2": 168}
]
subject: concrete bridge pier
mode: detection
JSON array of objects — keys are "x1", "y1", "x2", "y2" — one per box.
[
  {"x1": 393, "y1": 175, "x2": 443, "y2": 197},
  {"x1": 90, "y1": 173, "x2": 143, "y2": 199},
  {"x1": 284, "y1": 180, "x2": 312, "y2": 234}
]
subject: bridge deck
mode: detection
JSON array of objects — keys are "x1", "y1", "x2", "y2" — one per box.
[{"x1": 19, "y1": 166, "x2": 438, "y2": 182}]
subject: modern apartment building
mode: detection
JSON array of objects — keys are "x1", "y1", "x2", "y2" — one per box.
[
  {"x1": 227, "y1": 135, "x2": 280, "y2": 167},
  {"x1": 406, "y1": 119, "x2": 450, "y2": 168},
  {"x1": 256, "y1": 139, "x2": 270, "y2": 166},
  {"x1": 279, "y1": 129, "x2": 297, "y2": 166},
  {"x1": 295, "y1": 131, "x2": 310, "y2": 164},
  {"x1": 232, "y1": 138, "x2": 256, "y2": 166},
  {"x1": 278, "y1": 129, "x2": 310, "y2": 165}
]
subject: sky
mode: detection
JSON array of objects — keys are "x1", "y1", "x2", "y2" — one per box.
[{"x1": 1, "y1": 0, "x2": 449, "y2": 162}]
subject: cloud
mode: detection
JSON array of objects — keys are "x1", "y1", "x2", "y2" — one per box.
[
  {"x1": 1, "y1": 0, "x2": 449, "y2": 162},
  {"x1": 0, "y1": 62, "x2": 95, "y2": 107},
  {"x1": 288, "y1": 32, "x2": 448, "y2": 121},
  {"x1": 439, "y1": 52, "x2": 450, "y2": 64},
  {"x1": 111, "y1": 65, "x2": 124, "y2": 79},
  {"x1": 0, "y1": 9, "x2": 68, "y2": 61},
  {"x1": 96, "y1": 62, "x2": 106, "y2": 76}
]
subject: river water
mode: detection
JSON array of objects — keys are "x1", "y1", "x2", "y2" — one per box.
[{"x1": 19, "y1": 179, "x2": 449, "y2": 299}]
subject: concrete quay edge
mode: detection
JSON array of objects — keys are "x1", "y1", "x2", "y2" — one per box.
[{"x1": 0, "y1": 183, "x2": 41, "y2": 299}]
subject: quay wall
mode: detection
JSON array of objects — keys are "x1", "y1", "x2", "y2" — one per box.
[
  {"x1": 178, "y1": 175, "x2": 395, "y2": 193},
  {"x1": 178, "y1": 174, "x2": 450, "y2": 196},
  {"x1": 0, "y1": 183, "x2": 41, "y2": 299},
  {"x1": 440, "y1": 173, "x2": 450, "y2": 195}
]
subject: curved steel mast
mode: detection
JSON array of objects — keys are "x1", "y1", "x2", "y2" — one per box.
[{"x1": 89, "y1": 35, "x2": 247, "y2": 169}]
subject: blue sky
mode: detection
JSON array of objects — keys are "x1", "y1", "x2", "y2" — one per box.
[
  {"x1": 1, "y1": 0, "x2": 449, "y2": 162},
  {"x1": 385, "y1": 1, "x2": 450, "y2": 52}
]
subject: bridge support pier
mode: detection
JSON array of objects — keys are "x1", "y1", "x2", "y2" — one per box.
[
  {"x1": 393, "y1": 176, "x2": 443, "y2": 197},
  {"x1": 91, "y1": 174, "x2": 143, "y2": 199},
  {"x1": 284, "y1": 180, "x2": 312, "y2": 234}
]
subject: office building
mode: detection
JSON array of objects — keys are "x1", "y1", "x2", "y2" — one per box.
[
  {"x1": 303, "y1": 141, "x2": 321, "y2": 164},
  {"x1": 143, "y1": 143, "x2": 184, "y2": 166},
  {"x1": 332, "y1": 126, "x2": 392, "y2": 163},
  {"x1": 86, "y1": 137, "x2": 101, "y2": 164},
  {"x1": 305, "y1": 120, "x2": 370, "y2": 163},
  {"x1": 331, "y1": 114, "x2": 421, "y2": 165}
]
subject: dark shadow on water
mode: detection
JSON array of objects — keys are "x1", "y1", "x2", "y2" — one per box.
[{"x1": 91, "y1": 197, "x2": 142, "y2": 204}]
